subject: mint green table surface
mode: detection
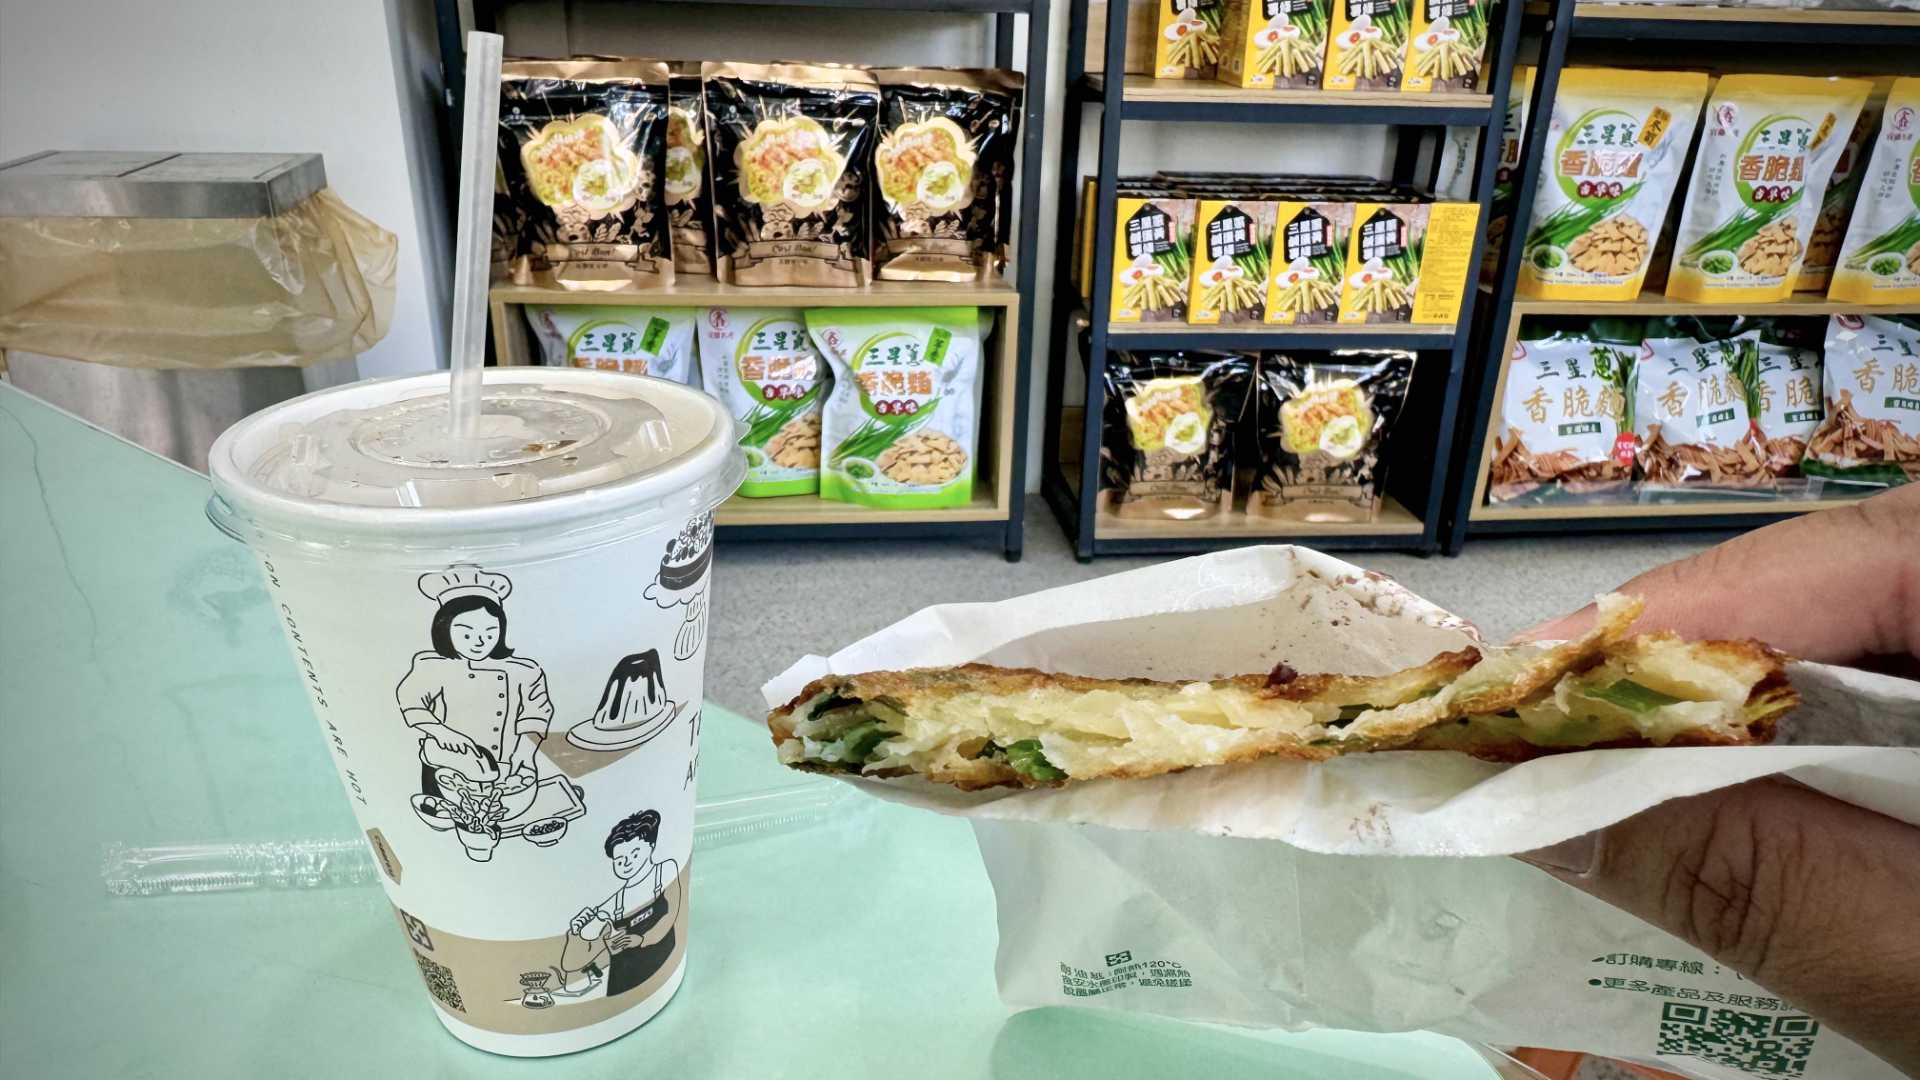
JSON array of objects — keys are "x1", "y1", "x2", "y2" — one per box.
[{"x1": 0, "y1": 384, "x2": 1497, "y2": 1079}]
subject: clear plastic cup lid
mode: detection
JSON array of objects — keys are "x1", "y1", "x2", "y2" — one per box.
[{"x1": 207, "y1": 369, "x2": 743, "y2": 555}]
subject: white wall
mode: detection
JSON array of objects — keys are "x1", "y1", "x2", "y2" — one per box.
[{"x1": 0, "y1": 0, "x2": 450, "y2": 380}]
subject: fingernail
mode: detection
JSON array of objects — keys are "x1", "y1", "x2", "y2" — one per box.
[{"x1": 1518, "y1": 832, "x2": 1599, "y2": 878}]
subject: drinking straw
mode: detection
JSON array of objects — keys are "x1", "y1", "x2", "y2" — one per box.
[{"x1": 448, "y1": 31, "x2": 504, "y2": 440}]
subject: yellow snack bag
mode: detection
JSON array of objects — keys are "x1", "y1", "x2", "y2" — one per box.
[
  {"x1": 1828, "y1": 78, "x2": 1920, "y2": 306},
  {"x1": 1325, "y1": 0, "x2": 1410, "y2": 92},
  {"x1": 1411, "y1": 201, "x2": 1479, "y2": 324},
  {"x1": 1402, "y1": 0, "x2": 1495, "y2": 94},
  {"x1": 1516, "y1": 68, "x2": 1709, "y2": 302},
  {"x1": 1264, "y1": 201, "x2": 1351, "y2": 325},
  {"x1": 1110, "y1": 195, "x2": 1196, "y2": 323},
  {"x1": 1188, "y1": 199, "x2": 1276, "y2": 325},
  {"x1": 1666, "y1": 74, "x2": 1872, "y2": 304},
  {"x1": 1217, "y1": 0, "x2": 1332, "y2": 90},
  {"x1": 1337, "y1": 202, "x2": 1427, "y2": 323},
  {"x1": 1155, "y1": 0, "x2": 1226, "y2": 80}
]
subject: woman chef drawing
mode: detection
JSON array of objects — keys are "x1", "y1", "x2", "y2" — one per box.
[
  {"x1": 398, "y1": 567, "x2": 554, "y2": 799},
  {"x1": 560, "y1": 810, "x2": 683, "y2": 997}
]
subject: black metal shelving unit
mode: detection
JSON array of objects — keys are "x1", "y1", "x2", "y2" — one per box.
[
  {"x1": 1441, "y1": 0, "x2": 1920, "y2": 552},
  {"x1": 1041, "y1": 0, "x2": 1529, "y2": 559},
  {"x1": 433, "y1": 0, "x2": 1050, "y2": 560}
]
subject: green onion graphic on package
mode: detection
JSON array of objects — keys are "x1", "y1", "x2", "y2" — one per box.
[
  {"x1": 733, "y1": 314, "x2": 826, "y2": 495},
  {"x1": 828, "y1": 328, "x2": 946, "y2": 467}
]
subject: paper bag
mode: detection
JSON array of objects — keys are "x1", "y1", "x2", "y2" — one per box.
[{"x1": 763, "y1": 547, "x2": 1920, "y2": 1079}]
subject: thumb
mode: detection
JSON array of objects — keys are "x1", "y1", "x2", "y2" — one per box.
[{"x1": 1520, "y1": 778, "x2": 1920, "y2": 1075}]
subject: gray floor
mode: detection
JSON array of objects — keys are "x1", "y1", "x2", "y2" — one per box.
[{"x1": 703, "y1": 497, "x2": 1736, "y2": 717}]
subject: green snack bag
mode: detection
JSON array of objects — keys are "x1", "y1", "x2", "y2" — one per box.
[
  {"x1": 696, "y1": 307, "x2": 830, "y2": 497},
  {"x1": 806, "y1": 306, "x2": 988, "y2": 509},
  {"x1": 527, "y1": 305, "x2": 696, "y2": 381}
]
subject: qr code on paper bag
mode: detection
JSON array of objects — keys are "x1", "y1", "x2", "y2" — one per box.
[{"x1": 1658, "y1": 1002, "x2": 1817, "y2": 1075}]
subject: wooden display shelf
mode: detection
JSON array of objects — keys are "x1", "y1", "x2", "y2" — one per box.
[
  {"x1": 1470, "y1": 496, "x2": 1860, "y2": 523},
  {"x1": 1464, "y1": 285, "x2": 1907, "y2": 528},
  {"x1": 1572, "y1": 2, "x2": 1920, "y2": 27},
  {"x1": 716, "y1": 489, "x2": 1005, "y2": 526},
  {"x1": 1095, "y1": 496, "x2": 1425, "y2": 540},
  {"x1": 489, "y1": 275, "x2": 1018, "y2": 311},
  {"x1": 1512, "y1": 290, "x2": 1920, "y2": 318},
  {"x1": 1108, "y1": 320, "x2": 1457, "y2": 339},
  {"x1": 490, "y1": 281, "x2": 1021, "y2": 533},
  {"x1": 1087, "y1": 74, "x2": 1494, "y2": 111}
]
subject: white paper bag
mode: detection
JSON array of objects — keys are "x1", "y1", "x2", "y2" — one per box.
[{"x1": 763, "y1": 547, "x2": 1920, "y2": 1079}]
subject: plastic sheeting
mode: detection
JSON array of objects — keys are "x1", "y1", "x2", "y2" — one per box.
[{"x1": 0, "y1": 189, "x2": 395, "y2": 370}]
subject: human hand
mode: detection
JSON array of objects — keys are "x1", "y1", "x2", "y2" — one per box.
[
  {"x1": 610, "y1": 933, "x2": 636, "y2": 953},
  {"x1": 1514, "y1": 485, "x2": 1920, "y2": 1074},
  {"x1": 425, "y1": 724, "x2": 482, "y2": 756}
]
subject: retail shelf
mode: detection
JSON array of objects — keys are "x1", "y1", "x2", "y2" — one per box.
[
  {"x1": 1511, "y1": 290, "x2": 1920, "y2": 318},
  {"x1": 1465, "y1": 494, "x2": 1868, "y2": 536},
  {"x1": 489, "y1": 276, "x2": 1020, "y2": 310},
  {"x1": 1079, "y1": 75, "x2": 1495, "y2": 125},
  {"x1": 1094, "y1": 315, "x2": 1458, "y2": 352},
  {"x1": 1097, "y1": 496, "x2": 1425, "y2": 539},
  {"x1": 717, "y1": 490, "x2": 1007, "y2": 526},
  {"x1": 1570, "y1": 3, "x2": 1920, "y2": 42},
  {"x1": 1471, "y1": 496, "x2": 1861, "y2": 523}
]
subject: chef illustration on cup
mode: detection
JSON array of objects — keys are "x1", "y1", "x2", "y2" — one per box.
[
  {"x1": 398, "y1": 566, "x2": 554, "y2": 801},
  {"x1": 559, "y1": 809, "x2": 683, "y2": 997}
]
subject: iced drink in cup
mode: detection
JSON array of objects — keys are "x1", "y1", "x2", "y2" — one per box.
[{"x1": 207, "y1": 368, "x2": 742, "y2": 1056}]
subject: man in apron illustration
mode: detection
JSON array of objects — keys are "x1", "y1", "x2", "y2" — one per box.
[{"x1": 561, "y1": 810, "x2": 682, "y2": 996}]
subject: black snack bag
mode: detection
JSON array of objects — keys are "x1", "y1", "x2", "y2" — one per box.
[
  {"x1": 497, "y1": 59, "x2": 672, "y2": 290},
  {"x1": 871, "y1": 68, "x2": 1024, "y2": 282},
  {"x1": 1251, "y1": 350, "x2": 1413, "y2": 522},
  {"x1": 666, "y1": 64, "x2": 715, "y2": 276},
  {"x1": 703, "y1": 62, "x2": 879, "y2": 287},
  {"x1": 1100, "y1": 349, "x2": 1254, "y2": 520}
]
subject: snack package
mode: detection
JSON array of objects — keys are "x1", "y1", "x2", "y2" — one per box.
[
  {"x1": 1154, "y1": 0, "x2": 1226, "y2": 79},
  {"x1": 1250, "y1": 350, "x2": 1414, "y2": 522},
  {"x1": 1517, "y1": 69, "x2": 1709, "y2": 302},
  {"x1": 696, "y1": 307, "x2": 830, "y2": 497},
  {"x1": 1633, "y1": 329, "x2": 1770, "y2": 488},
  {"x1": 526, "y1": 305, "x2": 697, "y2": 382},
  {"x1": 1337, "y1": 202, "x2": 1426, "y2": 322},
  {"x1": 1216, "y1": 0, "x2": 1331, "y2": 90},
  {"x1": 497, "y1": 59, "x2": 673, "y2": 291},
  {"x1": 806, "y1": 307, "x2": 988, "y2": 509},
  {"x1": 1110, "y1": 193, "x2": 1196, "y2": 323},
  {"x1": 1324, "y1": 0, "x2": 1410, "y2": 91},
  {"x1": 1666, "y1": 75, "x2": 1871, "y2": 304},
  {"x1": 703, "y1": 62, "x2": 879, "y2": 287},
  {"x1": 1488, "y1": 323, "x2": 1635, "y2": 502},
  {"x1": 666, "y1": 64, "x2": 714, "y2": 276},
  {"x1": 1828, "y1": 78, "x2": 1920, "y2": 306},
  {"x1": 1804, "y1": 313, "x2": 1920, "y2": 487},
  {"x1": 872, "y1": 68, "x2": 1024, "y2": 283},
  {"x1": 1188, "y1": 198, "x2": 1276, "y2": 324},
  {"x1": 1264, "y1": 201, "x2": 1351, "y2": 325},
  {"x1": 1099, "y1": 350, "x2": 1253, "y2": 520},
  {"x1": 1728, "y1": 322, "x2": 1824, "y2": 477},
  {"x1": 1402, "y1": 0, "x2": 1495, "y2": 94},
  {"x1": 1484, "y1": 65, "x2": 1536, "y2": 282},
  {"x1": 1798, "y1": 89, "x2": 1882, "y2": 293}
]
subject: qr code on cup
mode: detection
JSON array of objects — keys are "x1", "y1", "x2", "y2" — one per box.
[
  {"x1": 414, "y1": 949, "x2": 465, "y2": 1013},
  {"x1": 1658, "y1": 1002, "x2": 1818, "y2": 1076}
]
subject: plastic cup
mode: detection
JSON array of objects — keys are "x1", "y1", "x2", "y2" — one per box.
[{"x1": 207, "y1": 368, "x2": 742, "y2": 1056}]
